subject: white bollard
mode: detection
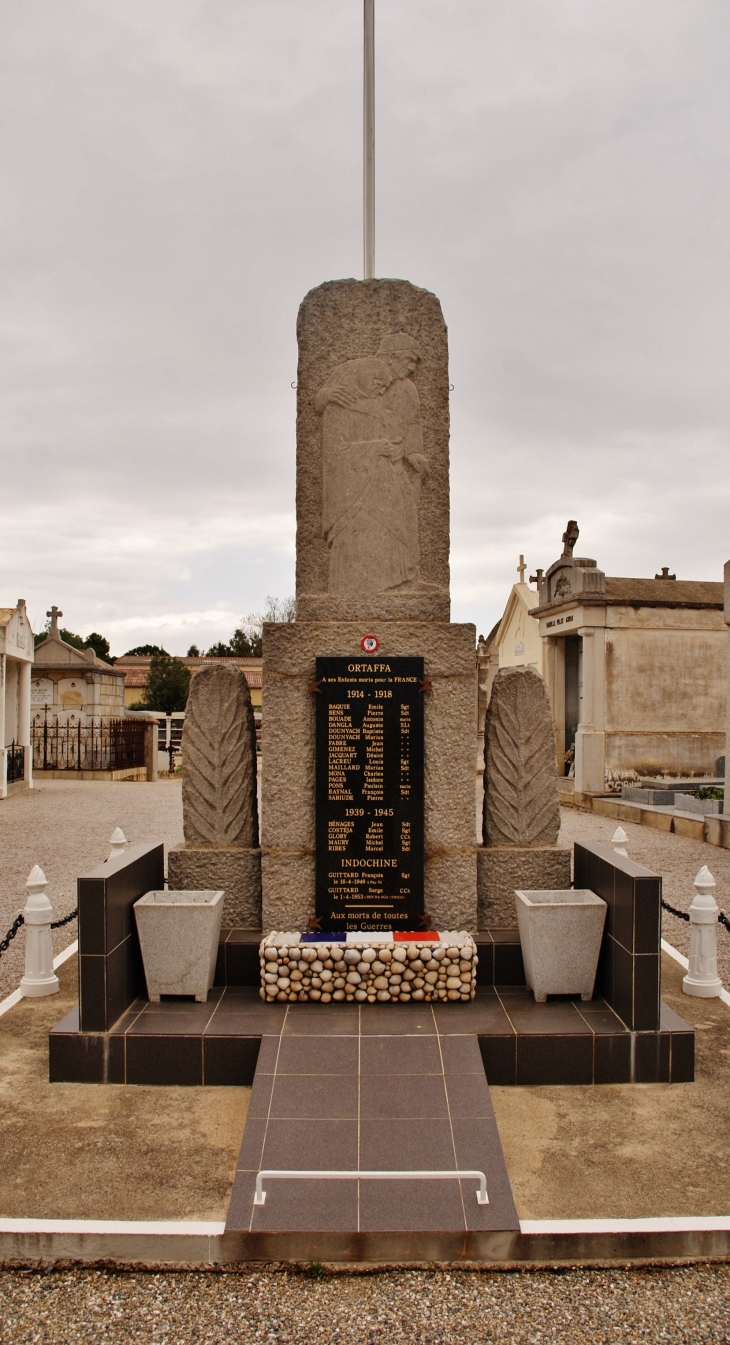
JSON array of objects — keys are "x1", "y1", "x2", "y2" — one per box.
[
  {"x1": 19, "y1": 866, "x2": 60, "y2": 998},
  {"x1": 108, "y1": 827, "x2": 128, "y2": 861},
  {"x1": 611, "y1": 826, "x2": 629, "y2": 857},
  {"x1": 683, "y1": 865, "x2": 722, "y2": 998}
]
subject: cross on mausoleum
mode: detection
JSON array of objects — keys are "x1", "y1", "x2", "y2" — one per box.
[
  {"x1": 46, "y1": 606, "x2": 62, "y2": 636},
  {"x1": 516, "y1": 555, "x2": 526, "y2": 583}
]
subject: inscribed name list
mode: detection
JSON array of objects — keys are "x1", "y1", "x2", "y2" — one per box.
[{"x1": 315, "y1": 656, "x2": 424, "y2": 931}]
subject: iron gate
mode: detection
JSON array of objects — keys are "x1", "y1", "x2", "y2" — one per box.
[{"x1": 32, "y1": 712, "x2": 146, "y2": 772}]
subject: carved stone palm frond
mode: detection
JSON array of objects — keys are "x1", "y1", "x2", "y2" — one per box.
[
  {"x1": 484, "y1": 666, "x2": 560, "y2": 847},
  {"x1": 182, "y1": 664, "x2": 259, "y2": 848}
]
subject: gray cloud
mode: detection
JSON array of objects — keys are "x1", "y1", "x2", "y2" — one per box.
[{"x1": 1, "y1": 0, "x2": 728, "y2": 650}]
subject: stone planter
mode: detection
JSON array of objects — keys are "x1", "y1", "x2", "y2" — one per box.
[
  {"x1": 134, "y1": 890, "x2": 224, "y2": 1002},
  {"x1": 515, "y1": 889, "x2": 607, "y2": 1003}
]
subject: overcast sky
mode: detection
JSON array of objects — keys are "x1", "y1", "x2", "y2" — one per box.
[{"x1": 2, "y1": 1, "x2": 728, "y2": 654}]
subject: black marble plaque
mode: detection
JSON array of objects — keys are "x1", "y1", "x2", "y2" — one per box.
[{"x1": 315, "y1": 656, "x2": 424, "y2": 931}]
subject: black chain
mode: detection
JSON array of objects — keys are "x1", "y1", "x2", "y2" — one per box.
[
  {"x1": 662, "y1": 898, "x2": 690, "y2": 922},
  {"x1": 0, "y1": 914, "x2": 24, "y2": 955},
  {"x1": 0, "y1": 905, "x2": 78, "y2": 959},
  {"x1": 662, "y1": 897, "x2": 730, "y2": 934},
  {"x1": 51, "y1": 907, "x2": 77, "y2": 930}
]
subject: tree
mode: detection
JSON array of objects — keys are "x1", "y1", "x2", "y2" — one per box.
[
  {"x1": 206, "y1": 641, "x2": 233, "y2": 657},
  {"x1": 123, "y1": 644, "x2": 169, "y2": 657},
  {"x1": 84, "y1": 632, "x2": 112, "y2": 662},
  {"x1": 226, "y1": 597, "x2": 295, "y2": 659},
  {"x1": 187, "y1": 644, "x2": 200, "y2": 657},
  {"x1": 140, "y1": 654, "x2": 191, "y2": 714},
  {"x1": 60, "y1": 627, "x2": 85, "y2": 650},
  {"x1": 228, "y1": 627, "x2": 261, "y2": 656}
]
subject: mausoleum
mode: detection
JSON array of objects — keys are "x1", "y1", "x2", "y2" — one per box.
[
  {"x1": 531, "y1": 525, "x2": 726, "y2": 800},
  {"x1": 33, "y1": 606, "x2": 126, "y2": 720},
  {"x1": 0, "y1": 597, "x2": 34, "y2": 798}
]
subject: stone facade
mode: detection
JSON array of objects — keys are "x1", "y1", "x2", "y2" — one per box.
[
  {"x1": 295, "y1": 279, "x2": 450, "y2": 624},
  {"x1": 261, "y1": 620, "x2": 477, "y2": 933},
  {"x1": 532, "y1": 549, "x2": 726, "y2": 792},
  {"x1": 0, "y1": 599, "x2": 34, "y2": 798},
  {"x1": 167, "y1": 847, "x2": 261, "y2": 928},
  {"x1": 477, "y1": 846, "x2": 572, "y2": 928}
]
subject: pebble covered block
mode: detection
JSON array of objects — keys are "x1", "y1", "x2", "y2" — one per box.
[{"x1": 259, "y1": 932, "x2": 477, "y2": 1003}]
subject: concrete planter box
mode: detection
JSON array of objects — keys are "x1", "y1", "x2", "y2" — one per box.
[
  {"x1": 515, "y1": 889, "x2": 607, "y2": 1003},
  {"x1": 134, "y1": 890, "x2": 224, "y2": 1002}
]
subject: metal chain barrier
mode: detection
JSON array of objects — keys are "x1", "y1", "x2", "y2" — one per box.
[
  {"x1": 662, "y1": 897, "x2": 730, "y2": 933},
  {"x1": 0, "y1": 914, "x2": 25, "y2": 956},
  {"x1": 51, "y1": 908, "x2": 78, "y2": 930},
  {"x1": 0, "y1": 905, "x2": 78, "y2": 959}
]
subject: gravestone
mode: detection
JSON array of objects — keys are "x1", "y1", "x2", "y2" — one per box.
[
  {"x1": 261, "y1": 278, "x2": 477, "y2": 934},
  {"x1": 168, "y1": 664, "x2": 261, "y2": 926},
  {"x1": 478, "y1": 666, "x2": 570, "y2": 926}
]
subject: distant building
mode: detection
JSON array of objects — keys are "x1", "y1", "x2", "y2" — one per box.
[
  {"x1": 115, "y1": 654, "x2": 263, "y2": 725},
  {"x1": 0, "y1": 599, "x2": 34, "y2": 797},
  {"x1": 531, "y1": 527, "x2": 726, "y2": 799},
  {"x1": 32, "y1": 607, "x2": 126, "y2": 720}
]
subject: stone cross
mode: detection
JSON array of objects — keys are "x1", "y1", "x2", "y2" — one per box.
[
  {"x1": 46, "y1": 606, "x2": 62, "y2": 636},
  {"x1": 516, "y1": 555, "x2": 526, "y2": 583},
  {"x1": 561, "y1": 521, "x2": 579, "y2": 558}
]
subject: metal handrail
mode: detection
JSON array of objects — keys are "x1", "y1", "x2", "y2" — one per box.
[{"x1": 254, "y1": 1169, "x2": 488, "y2": 1207}]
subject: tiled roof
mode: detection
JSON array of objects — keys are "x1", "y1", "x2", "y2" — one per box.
[{"x1": 119, "y1": 655, "x2": 263, "y2": 691}]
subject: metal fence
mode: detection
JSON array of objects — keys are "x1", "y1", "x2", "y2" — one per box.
[
  {"x1": 6, "y1": 742, "x2": 25, "y2": 783},
  {"x1": 32, "y1": 713, "x2": 146, "y2": 772}
]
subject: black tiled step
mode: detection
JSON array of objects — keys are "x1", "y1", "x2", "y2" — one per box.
[{"x1": 49, "y1": 988, "x2": 694, "y2": 1086}]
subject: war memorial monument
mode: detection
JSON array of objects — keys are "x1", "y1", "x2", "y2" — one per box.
[{"x1": 45, "y1": 266, "x2": 697, "y2": 1262}]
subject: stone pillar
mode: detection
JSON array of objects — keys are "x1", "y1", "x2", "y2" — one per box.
[
  {"x1": 574, "y1": 626, "x2": 606, "y2": 795},
  {"x1": 0, "y1": 653, "x2": 6, "y2": 799},
  {"x1": 17, "y1": 660, "x2": 32, "y2": 789},
  {"x1": 724, "y1": 559, "x2": 730, "y2": 799},
  {"x1": 261, "y1": 277, "x2": 478, "y2": 935},
  {"x1": 143, "y1": 718, "x2": 158, "y2": 782},
  {"x1": 544, "y1": 636, "x2": 565, "y2": 771}
]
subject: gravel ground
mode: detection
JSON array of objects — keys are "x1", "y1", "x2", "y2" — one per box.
[
  {"x1": 558, "y1": 808, "x2": 730, "y2": 990},
  {"x1": 0, "y1": 781, "x2": 183, "y2": 1000},
  {"x1": 1, "y1": 1264, "x2": 730, "y2": 1344}
]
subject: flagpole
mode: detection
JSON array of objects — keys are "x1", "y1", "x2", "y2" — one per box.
[{"x1": 363, "y1": 0, "x2": 375, "y2": 279}]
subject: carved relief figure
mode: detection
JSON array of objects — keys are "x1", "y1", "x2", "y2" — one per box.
[{"x1": 314, "y1": 333, "x2": 427, "y2": 595}]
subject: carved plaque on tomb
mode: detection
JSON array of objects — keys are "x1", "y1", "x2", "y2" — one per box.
[{"x1": 315, "y1": 656, "x2": 424, "y2": 931}]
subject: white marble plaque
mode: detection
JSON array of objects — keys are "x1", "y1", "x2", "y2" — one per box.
[{"x1": 31, "y1": 677, "x2": 54, "y2": 706}]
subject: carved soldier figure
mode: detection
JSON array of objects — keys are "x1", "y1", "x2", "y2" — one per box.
[{"x1": 314, "y1": 332, "x2": 427, "y2": 596}]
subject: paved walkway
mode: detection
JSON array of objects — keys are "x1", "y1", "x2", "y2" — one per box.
[{"x1": 226, "y1": 998, "x2": 518, "y2": 1247}]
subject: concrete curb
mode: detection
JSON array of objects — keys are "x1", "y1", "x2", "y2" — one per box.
[
  {"x1": 0, "y1": 940, "x2": 78, "y2": 1021},
  {"x1": 1, "y1": 1217, "x2": 730, "y2": 1267}
]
